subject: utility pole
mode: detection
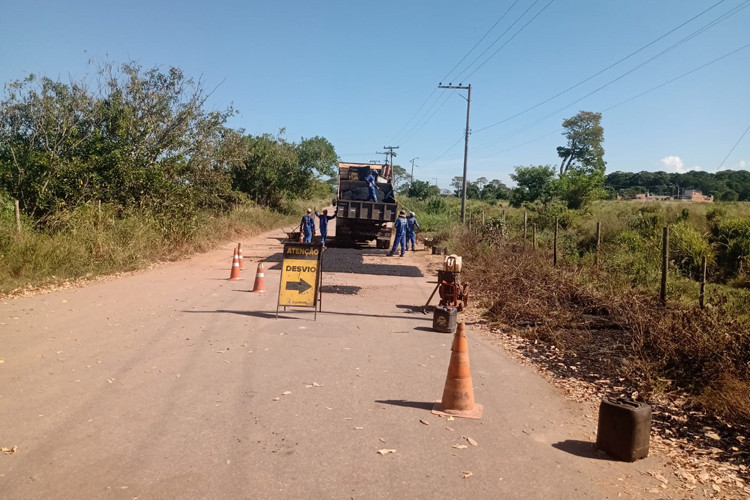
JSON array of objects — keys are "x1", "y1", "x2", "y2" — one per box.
[
  {"x1": 375, "y1": 152, "x2": 389, "y2": 164},
  {"x1": 438, "y1": 83, "x2": 471, "y2": 223},
  {"x1": 409, "y1": 157, "x2": 420, "y2": 186},
  {"x1": 379, "y1": 145, "x2": 399, "y2": 168}
]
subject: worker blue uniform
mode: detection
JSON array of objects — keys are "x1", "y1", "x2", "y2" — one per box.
[
  {"x1": 315, "y1": 210, "x2": 337, "y2": 247},
  {"x1": 366, "y1": 172, "x2": 377, "y2": 202},
  {"x1": 390, "y1": 214, "x2": 407, "y2": 256},
  {"x1": 406, "y1": 213, "x2": 420, "y2": 251},
  {"x1": 300, "y1": 213, "x2": 316, "y2": 243}
]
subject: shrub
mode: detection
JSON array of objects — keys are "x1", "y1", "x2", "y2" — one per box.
[
  {"x1": 426, "y1": 196, "x2": 448, "y2": 214},
  {"x1": 670, "y1": 221, "x2": 713, "y2": 279},
  {"x1": 712, "y1": 218, "x2": 750, "y2": 278},
  {"x1": 628, "y1": 206, "x2": 662, "y2": 237}
]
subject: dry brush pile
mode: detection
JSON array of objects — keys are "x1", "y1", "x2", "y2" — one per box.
[{"x1": 458, "y1": 236, "x2": 749, "y2": 455}]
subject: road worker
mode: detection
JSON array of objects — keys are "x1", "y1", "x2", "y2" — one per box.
[
  {"x1": 366, "y1": 170, "x2": 378, "y2": 202},
  {"x1": 389, "y1": 210, "x2": 408, "y2": 257},
  {"x1": 300, "y1": 208, "x2": 316, "y2": 243},
  {"x1": 406, "y1": 211, "x2": 420, "y2": 251},
  {"x1": 314, "y1": 208, "x2": 337, "y2": 248}
]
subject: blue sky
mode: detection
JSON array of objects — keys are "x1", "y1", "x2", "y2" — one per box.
[{"x1": 2, "y1": 0, "x2": 749, "y2": 189}]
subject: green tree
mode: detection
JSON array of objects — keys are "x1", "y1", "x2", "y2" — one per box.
[
  {"x1": 466, "y1": 181, "x2": 481, "y2": 199},
  {"x1": 720, "y1": 189, "x2": 739, "y2": 202},
  {"x1": 557, "y1": 168, "x2": 606, "y2": 210},
  {"x1": 232, "y1": 132, "x2": 337, "y2": 208},
  {"x1": 297, "y1": 136, "x2": 337, "y2": 179},
  {"x1": 557, "y1": 111, "x2": 605, "y2": 175},
  {"x1": 482, "y1": 179, "x2": 512, "y2": 200},
  {"x1": 391, "y1": 164, "x2": 408, "y2": 193},
  {"x1": 450, "y1": 176, "x2": 464, "y2": 197},
  {"x1": 408, "y1": 179, "x2": 440, "y2": 200},
  {"x1": 232, "y1": 132, "x2": 297, "y2": 207},
  {"x1": 509, "y1": 165, "x2": 556, "y2": 208},
  {"x1": 556, "y1": 111, "x2": 606, "y2": 208},
  {"x1": 0, "y1": 62, "x2": 243, "y2": 220}
]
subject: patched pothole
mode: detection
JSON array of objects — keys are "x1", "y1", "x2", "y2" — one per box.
[{"x1": 320, "y1": 285, "x2": 361, "y2": 295}]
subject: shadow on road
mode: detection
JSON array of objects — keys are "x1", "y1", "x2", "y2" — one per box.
[
  {"x1": 182, "y1": 309, "x2": 432, "y2": 322},
  {"x1": 375, "y1": 400, "x2": 435, "y2": 411},
  {"x1": 551, "y1": 440, "x2": 614, "y2": 461},
  {"x1": 413, "y1": 326, "x2": 447, "y2": 333},
  {"x1": 260, "y1": 248, "x2": 424, "y2": 278},
  {"x1": 396, "y1": 304, "x2": 429, "y2": 314}
]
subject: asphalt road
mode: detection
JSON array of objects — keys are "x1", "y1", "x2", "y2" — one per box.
[{"x1": 1, "y1": 228, "x2": 675, "y2": 499}]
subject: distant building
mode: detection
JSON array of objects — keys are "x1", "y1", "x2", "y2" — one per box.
[
  {"x1": 633, "y1": 192, "x2": 672, "y2": 202},
  {"x1": 680, "y1": 189, "x2": 714, "y2": 203},
  {"x1": 629, "y1": 189, "x2": 713, "y2": 202}
]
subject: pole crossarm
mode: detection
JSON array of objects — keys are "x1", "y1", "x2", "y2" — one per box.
[{"x1": 381, "y1": 146, "x2": 399, "y2": 171}]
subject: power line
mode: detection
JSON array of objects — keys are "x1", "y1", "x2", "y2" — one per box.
[
  {"x1": 470, "y1": 4, "x2": 750, "y2": 154},
  {"x1": 439, "y1": 0, "x2": 523, "y2": 84},
  {"x1": 398, "y1": 91, "x2": 454, "y2": 146},
  {"x1": 388, "y1": 88, "x2": 438, "y2": 145},
  {"x1": 388, "y1": 0, "x2": 531, "y2": 147},
  {"x1": 470, "y1": 40, "x2": 750, "y2": 160},
  {"x1": 717, "y1": 122, "x2": 750, "y2": 171},
  {"x1": 473, "y1": 0, "x2": 733, "y2": 134},
  {"x1": 602, "y1": 41, "x2": 750, "y2": 114},
  {"x1": 458, "y1": 0, "x2": 556, "y2": 83},
  {"x1": 421, "y1": 133, "x2": 465, "y2": 169}
]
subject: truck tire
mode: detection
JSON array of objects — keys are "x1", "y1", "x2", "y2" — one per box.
[{"x1": 376, "y1": 238, "x2": 390, "y2": 249}]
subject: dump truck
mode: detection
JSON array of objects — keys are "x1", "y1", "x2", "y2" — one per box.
[{"x1": 335, "y1": 162, "x2": 398, "y2": 248}]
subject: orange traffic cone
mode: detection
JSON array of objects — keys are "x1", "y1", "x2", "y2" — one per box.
[
  {"x1": 432, "y1": 322, "x2": 483, "y2": 419},
  {"x1": 237, "y1": 243, "x2": 245, "y2": 270},
  {"x1": 228, "y1": 248, "x2": 242, "y2": 281},
  {"x1": 252, "y1": 262, "x2": 266, "y2": 293}
]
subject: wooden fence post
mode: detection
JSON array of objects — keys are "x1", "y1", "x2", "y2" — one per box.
[
  {"x1": 700, "y1": 256, "x2": 707, "y2": 309},
  {"x1": 595, "y1": 221, "x2": 601, "y2": 266},
  {"x1": 532, "y1": 224, "x2": 537, "y2": 250},
  {"x1": 15, "y1": 200, "x2": 21, "y2": 232},
  {"x1": 523, "y1": 212, "x2": 528, "y2": 241},
  {"x1": 661, "y1": 226, "x2": 669, "y2": 305},
  {"x1": 553, "y1": 217, "x2": 558, "y2": 267}
]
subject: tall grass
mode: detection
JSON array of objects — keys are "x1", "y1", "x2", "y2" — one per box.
[{"x1": 0, "y1": 199, "x2": 325, "y2": 296}]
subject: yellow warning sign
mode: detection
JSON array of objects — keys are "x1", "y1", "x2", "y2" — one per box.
[{"x1": 278, "y1": 243, "x2": 322, "y2": 307}]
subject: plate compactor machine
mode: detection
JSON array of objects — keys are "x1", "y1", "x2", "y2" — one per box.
[{"x1": 423, "y1": 255, "x2": 469, "y2": 333}]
